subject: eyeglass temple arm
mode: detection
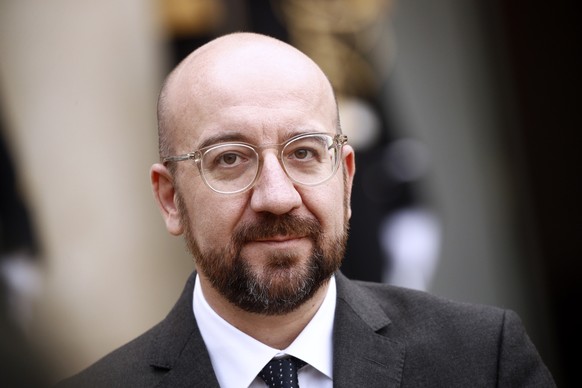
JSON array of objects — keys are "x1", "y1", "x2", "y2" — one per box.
[
  {"x1": 334, "y1": 134, "x2": 348, "y2": 147},
  {"x1": 162, "y1": 152, "x2": 197, "y2": 164}
]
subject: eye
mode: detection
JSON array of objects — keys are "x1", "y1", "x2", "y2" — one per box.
[
  {"x1": 219, "y1": 153, "x2": 242, "y2": 165},
  {"x1": 286, "y1": 141, "x2": 324, "y2": 163},
  {"x1": 292, "y1": 148, "x2": 314, "y2": 160},
  {"x1": 215, "y1": 151, "x2": 247, "y2": 167}
]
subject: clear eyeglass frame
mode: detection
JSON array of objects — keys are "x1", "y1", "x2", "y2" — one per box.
[{"x1": 162, "y1": 132, "x2": 348, "y2": 194}]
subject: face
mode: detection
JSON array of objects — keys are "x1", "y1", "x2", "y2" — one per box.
[{"x1": 154, "y1": 36, "x2": 355, "y2": 315}]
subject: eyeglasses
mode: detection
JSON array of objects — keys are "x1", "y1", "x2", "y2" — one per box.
[{"x1": 163, "y1": 132, "x2": 348, "y2": 194}]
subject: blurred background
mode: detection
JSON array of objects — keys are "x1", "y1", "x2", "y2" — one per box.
[{"x1": 0, "y1": 0, "x2": 579, "y2": 386}]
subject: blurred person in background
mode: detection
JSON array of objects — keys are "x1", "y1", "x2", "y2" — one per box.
[
  {"x1": 57, "y1": 32, "x2": 554, "y2": 387},
  {"x1": 0, "y1": 118, "x2": 47, "y2": 387}
]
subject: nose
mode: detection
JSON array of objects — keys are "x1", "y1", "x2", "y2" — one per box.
[{"x1": 250, "y1": 152, "x2": 302, "y2": 215}]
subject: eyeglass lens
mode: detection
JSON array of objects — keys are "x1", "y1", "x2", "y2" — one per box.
[{"x1": 200, "y1": 134, "x2": 339, "y2": 193}]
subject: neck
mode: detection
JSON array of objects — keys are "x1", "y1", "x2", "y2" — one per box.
[{"x1": 198, "y1": 274, "x2": 330, "y2": 349}]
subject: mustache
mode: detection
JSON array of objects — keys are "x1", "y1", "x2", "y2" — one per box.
[{"x1": 233, "y1": 214, "x2": 322, "y2": 245}]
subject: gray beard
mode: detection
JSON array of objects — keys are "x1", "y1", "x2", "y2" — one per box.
[{"x1": 178, "y1": 205, "x2": 347, "y2": 315}]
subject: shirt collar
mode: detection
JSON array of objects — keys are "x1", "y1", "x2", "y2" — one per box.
[{"x1": 193, "y1": 274, "x2": 336, "y2": 388}]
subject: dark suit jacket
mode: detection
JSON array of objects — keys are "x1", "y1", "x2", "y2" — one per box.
[{"x1": 58, "y1": 271, "x2": 555, "y2": 387}]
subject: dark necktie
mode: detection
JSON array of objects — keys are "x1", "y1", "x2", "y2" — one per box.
[{"x1": 258, "y1": 356, "x2": 306, "y2": 388}]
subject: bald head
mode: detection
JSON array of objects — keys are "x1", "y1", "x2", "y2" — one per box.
[{"x1": 157, "y1": 32, "x2": 339, "y2": 158}]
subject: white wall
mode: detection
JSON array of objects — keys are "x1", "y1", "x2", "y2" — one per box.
[{"x1": 0, "y1": 0, "x2": 192, "y2": 381}]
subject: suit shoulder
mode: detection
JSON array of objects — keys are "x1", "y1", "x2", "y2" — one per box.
[
  {"x1": 56, "y1": 323, "x2": 165, "y2": 388},
  {"x1": 344, "y1": 279, "x2": 555, "y2": 386},
  {"x1": 57, "y1": 273, "x2": 199, "y2": 387},
  {"x1": 350, "y1": 279, "x2": 507, "y2": 330}
]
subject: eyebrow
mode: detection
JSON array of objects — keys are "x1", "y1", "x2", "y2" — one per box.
[
  {"x1": 196, "y1": 132, "x2": 251, "y2": 150},
  {"x1": 195, "y1": 129, "x2": 321, "y2": 150}
]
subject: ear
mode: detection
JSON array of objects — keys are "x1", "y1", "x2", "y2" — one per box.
[
  {"x1": 342, "y1": 145, "x2": 356, "y2": 220},
  {"x1": 151, "y1": 163, "x2": 184, "y2": 236}
]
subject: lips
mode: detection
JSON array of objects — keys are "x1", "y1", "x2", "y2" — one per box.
[
  {"x1": 254, "y1": 235, "x2": 305, "y2": 243},
  {"x1": 247, "y1": 236, "x2": 310, "y2": 250},
  {"x1": 243, "y1": 235, "x2": 313, "y2": 255}
]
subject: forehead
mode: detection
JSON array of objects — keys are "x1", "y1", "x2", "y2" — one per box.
[
  {"x1": 183, "y1": 112, "x2": 336, "y2": 160},
  {"x1": 165, "y1": 37, "x2": 337, "y2": 149}
]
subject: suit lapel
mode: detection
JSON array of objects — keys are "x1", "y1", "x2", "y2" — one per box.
[
  {"x1": 143, "y1": 271, "x2": 405, "y2": 387},
  {"x1": 333, "y1": 272, "x2": 405, "y2": 388},
  {"x1": 147, "y1": 272, "x2": 220, "y2": 388}
]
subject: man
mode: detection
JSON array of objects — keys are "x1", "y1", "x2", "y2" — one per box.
[{"x1": 59, "y1": 32, "x2": 555, "y2": 387}]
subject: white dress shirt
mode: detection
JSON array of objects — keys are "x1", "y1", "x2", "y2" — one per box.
[{"x1": 193, "y1": 274, "x2": 336, "y2": 388}]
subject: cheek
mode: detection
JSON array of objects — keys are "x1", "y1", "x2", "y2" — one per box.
[
  {"x1": 300, "y1": 184, "x2": 346, "y2": 235},
  {"x1": 189, "y1": 193, "x2": 249, "y2": 250}
]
